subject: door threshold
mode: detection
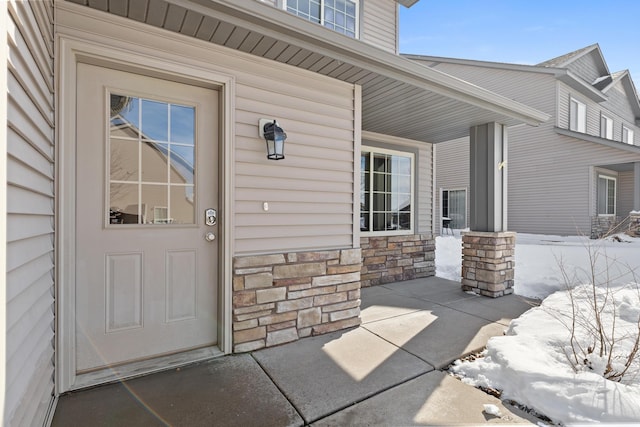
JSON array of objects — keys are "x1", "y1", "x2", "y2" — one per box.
[{"x1": 71, "y1": 346, "x2": 224, "y2": 391}]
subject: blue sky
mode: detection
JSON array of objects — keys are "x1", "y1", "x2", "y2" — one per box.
[{"x1": 399, "y1": 1, "x2": 640, "y2": 85}]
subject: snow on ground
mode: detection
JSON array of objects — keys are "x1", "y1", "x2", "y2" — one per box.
[{"x1": 436, "y1": 232, "x2": 640, "y2": 425}]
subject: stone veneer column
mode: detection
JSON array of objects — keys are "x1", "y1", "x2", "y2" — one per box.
[
  {"x1": 461, "y1": 231, "x2": 515, "y2": 298},
  {"x1": 232, "y1": 248, "x2": 361, "y2": 352},
  {"x1": 630, "y1": 211, "x2": 640, "y2": 236}
]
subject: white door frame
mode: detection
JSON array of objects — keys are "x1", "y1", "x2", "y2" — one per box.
[{"x1": 56, "y1": 12, "x2": 235, "y2": 393}]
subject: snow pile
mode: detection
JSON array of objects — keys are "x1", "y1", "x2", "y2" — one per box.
[
  {"x1": 451, "y1": 283, "x2": 640, "y2": 424},
  {"x1": 436, "y1": 233, "x2": 640, "y2": 300},
  {"x1": 436, "y1": 232, "x2": 640, "y2": 424}
]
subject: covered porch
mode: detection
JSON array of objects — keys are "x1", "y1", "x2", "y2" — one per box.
[{"x1": 52, "y1": 276, "x2": 538, "y2": 426}]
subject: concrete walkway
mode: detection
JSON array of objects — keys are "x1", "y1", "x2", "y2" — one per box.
[{"x1": 52, "y1": 277, "x2": 540, "y2": 426}]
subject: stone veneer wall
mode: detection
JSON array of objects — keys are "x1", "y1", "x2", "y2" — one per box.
[
  {"x1": 360, "y1": 234, "x2": 435, "y2": 287},
  {"x1": 461, "y1": 231, "x2": 515, "y2": 298},
  {"x1": 232, "y1": 248, "x2": 361, "y2": 352}
]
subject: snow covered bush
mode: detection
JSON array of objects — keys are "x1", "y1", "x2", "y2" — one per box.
[
  {"x1": 450, "y1": 237, "x2": 640, "y2": 424},
  {"x1": 555, "y1": 242, "x2": 640, "y2": 384}
]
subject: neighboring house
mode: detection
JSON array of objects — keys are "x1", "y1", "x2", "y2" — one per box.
[
  {"x1": 407, "y1": 44, "x2": 640, "y2": 237},
  {"x1": 1, "y1": 1, "x2": 547, "y2": 425}
]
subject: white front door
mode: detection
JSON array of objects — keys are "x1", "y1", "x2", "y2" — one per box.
[{"x1": 75, "y1": 64, "x2": 220, "y2": 375}]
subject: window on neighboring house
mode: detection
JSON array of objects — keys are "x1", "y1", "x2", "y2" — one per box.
[
  {"x1": 623, "y1": 125, "x2": 634, "y2": 145},
  {"x1": 286, "y1": 0, "x2": 358, "y2": 38},
  {"x1": 569, "y1": 97, "x2": 586, "y2": 133},
  {"x1": 597, "y1": 175, "x2": 616, "y2": 216},
  {"x1": 360, "y1": 148, "x2": 414, "y2": 234},
  {"x1": 600, "y1": 114, "x2": 613, "y2": 139},
  {"x1": 441, "y1": 189, "x2": 466, "y2": 229}
]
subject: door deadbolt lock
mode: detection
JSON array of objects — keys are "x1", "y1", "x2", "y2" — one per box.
[{"x1": 205, "y1": 208, "x2": 217, "y2": 226}]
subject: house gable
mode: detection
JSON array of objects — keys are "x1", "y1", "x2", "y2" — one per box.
[{"x1": 538, "y1": 43, "x2": 609, "y2": 85}]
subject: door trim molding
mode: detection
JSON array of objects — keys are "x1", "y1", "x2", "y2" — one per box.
[{"x1": 56, "y1": 15, "x2": 235, "y2": 393}]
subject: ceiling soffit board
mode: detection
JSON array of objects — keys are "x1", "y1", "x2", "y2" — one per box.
[{"x1": 64, "y1": 0, "x2": 548, "y2": 142}]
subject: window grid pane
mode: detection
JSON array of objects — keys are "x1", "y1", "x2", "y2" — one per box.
[
  {"x1": 287, "y1": 0, "x2": 356, "y2": 38},
  {"x1": 362, "y1": 150, "x2": 412, "y2": 233},
  {"x1": 597, "y1": 176, "x2": 616, "y2": 216},
  {"x1": 109, "y1": 93, "x2": 196, "y2": 225}
]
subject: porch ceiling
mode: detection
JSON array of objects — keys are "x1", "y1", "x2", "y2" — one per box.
[{"x1": 63, "y1": 0, "x2": 548, "y2": 143}]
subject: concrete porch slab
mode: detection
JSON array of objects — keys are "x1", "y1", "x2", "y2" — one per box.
[
  {"x1": 359, "y1": 290, "x2": 437, "y2": 324},
  {"x1": 312, "y1": 370, "x2": 537, "y2": 426},
  {"x1": 51, "y1": 354, "x2": 303, "y2": 427},
  {"x1": 362, "y1": 305, "x2": 509, "y2": 369},
  {"x1": 448, "y1": 294, "x2": 538, "y2": 326},
  {"x1": 375, "y1": 276, "x2": 478, "y2": 305},
  {"x1": 252, "y1": 326, "x2": 433, "y2": 424}
]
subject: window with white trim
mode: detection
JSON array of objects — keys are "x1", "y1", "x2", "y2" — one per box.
[
  {"x1": 597, "y1": 175, "x2": 616, "y2": 216},
  {"x1": 569, "y1": 97, "x2": 586, "y2": 133},
  {"x1": 285, "y1": 0, "x2": 358, "y2": 38},
  {"x1": 360, "y1": 148, "x2": 414, "y2": 234},
  {"x1": 623, "y1": 125, "x2": 634, "y2": 145},
  {"x1": 600, "y1": 114, "x2": 613, "y2": 139}
]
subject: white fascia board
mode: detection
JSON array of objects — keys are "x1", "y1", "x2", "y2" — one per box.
[{"x1": 168, "y1": 0, "x2": 550, "y2": 126}]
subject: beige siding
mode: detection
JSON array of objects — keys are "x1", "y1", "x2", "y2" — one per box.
[
  {"x1": 417, "y1": 144, "x2": 433, "y2": 233},
  {"x1": 5, "y1": 1, "x2": 55, "y2": 426},
  {"x1": 233, "y1": 54, "x2": 357, "y2": 255},
  {"x1": 361, "y1": 0, "x2": 397, "y2": 53},
  {"x1": 251, "y1": 0, "x2": 398, "y2": 53}
]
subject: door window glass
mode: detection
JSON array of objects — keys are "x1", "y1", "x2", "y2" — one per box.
[{"x1": 109, "y1": 94, "x2": 195, "y2": 225}]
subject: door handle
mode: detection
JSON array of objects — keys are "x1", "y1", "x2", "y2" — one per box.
[
  {"x1": 205, "y1": 232, "x2": 216, "y2": 242},
  {"x1": 205, "y1": 208, "x2": 217, "y2": 226}
]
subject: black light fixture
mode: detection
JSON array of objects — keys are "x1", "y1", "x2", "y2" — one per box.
[{"x1": 259, "y1": 119, "x2": 287, "y2": 160}]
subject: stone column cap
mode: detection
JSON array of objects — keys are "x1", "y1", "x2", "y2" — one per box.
[{"x1": 461, "y1": 231, "x2": 517, "y2": 238}]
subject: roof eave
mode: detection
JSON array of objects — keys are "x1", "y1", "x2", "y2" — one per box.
[
  {"x1": 168, "y1": 0, "x2": 549, "y2": 127},
  {"x1": 556, "y1": 127, "x2": 640, "y2": 154},
  {"x1": 559, "y1": 71, "x2": 608, "y2": 102}
]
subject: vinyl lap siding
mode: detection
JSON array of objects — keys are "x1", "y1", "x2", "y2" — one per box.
[
  {"x1": 234, "y1": 57, "x2": 356, "y2": 255},
  {"x1": 567, "y1": 53, "x2": 603, "y2": 83},
  {"x1": 434, "y1": 137, "x2": 469, "y2": 235},
  {"x1": 417, "y1": 144, "x2": 433, "y2": 233},
  {"x1": 5, "y1": 1, "x2": 55, "y2": 426},
  {"x1": 617, "y1": 170, "x2": 634, "y2": 217},
  {"x1": 361, "y1": 0, "x2": 397, "y2": 53},
  {"x1": 509, "y1": 129, "x2": 640, "y2": 235},
  {"x1": 430, "y1": 64, "x2": 555, "y2": 113}
]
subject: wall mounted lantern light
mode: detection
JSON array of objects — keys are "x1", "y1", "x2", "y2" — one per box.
[{"x1": 259, "y1": 118, "x2": 287, "y2": 160}]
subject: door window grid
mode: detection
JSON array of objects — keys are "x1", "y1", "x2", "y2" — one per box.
[
  {"x1": 108, "y1": 94, "x2": 196, "y2": 225},
  {"x1": 360, "y1": 148, "x2": 414, "y2": 234}
]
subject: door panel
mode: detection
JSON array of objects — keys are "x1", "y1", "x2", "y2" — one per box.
[{"x1": 75, "y1": 64, "x2": 219, "y2": 373}]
